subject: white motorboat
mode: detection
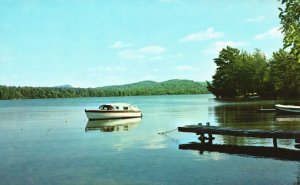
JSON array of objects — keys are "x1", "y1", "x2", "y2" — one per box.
[
  {"x1": 85, "y1": 103, "x2": 142, "y2": 120},
  {"x1": 275, "y1": 104, "x2": 300, "y2": 114}
]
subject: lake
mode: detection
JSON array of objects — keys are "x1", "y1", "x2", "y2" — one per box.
[{"x1": 0, "y1": 94, "x2": 300, "y2": 185}]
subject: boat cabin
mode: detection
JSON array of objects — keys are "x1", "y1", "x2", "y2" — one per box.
[
  {"x1": 85, "y1": 103, "x2": 141, "y2": 120},
  {"x1": 98, "y1": 103, "x2": 133, "y2": 111}
]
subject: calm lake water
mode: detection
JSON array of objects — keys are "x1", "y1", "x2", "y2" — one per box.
[{"x1": 0, "y1": 94, "x2": 300, "y2": 185}]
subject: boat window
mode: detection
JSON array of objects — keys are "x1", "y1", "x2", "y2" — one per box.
[
  {"x1": 115, "y1": 106, "x2": 119, "y2": 109},
  {"x1": 107, "y1": 105, "x2": 114, "y2": 110},
  {"x1": 123, "y1": 106, "x2": 128, "y2": 110},
  {"x1": 100, "y1": 105, "x2": 114, "y2": 110}
]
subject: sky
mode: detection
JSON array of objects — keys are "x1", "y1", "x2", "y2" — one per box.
[{"x1": 0, "y1": 0, "x2": 284, "y2": 88}]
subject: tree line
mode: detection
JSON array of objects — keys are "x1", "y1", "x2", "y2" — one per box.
[
  {"x1": 207, "y1": 47, "x2": 300, "y2": 99},
  {"x1": 0, "y1": 80, "x2": 209, "y2": 100}
]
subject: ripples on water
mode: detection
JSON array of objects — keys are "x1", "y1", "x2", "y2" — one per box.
[{"x1": 0, "y1": 94, "x2": 299, "y2": 185}]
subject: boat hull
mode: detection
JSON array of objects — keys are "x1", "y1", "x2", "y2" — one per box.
[
  {"x1": 85, "y1": 110, "x2": 142, "y2": 120},
  {"x1": 275, "y1": 104, "x2": 300, "y2": 115}
]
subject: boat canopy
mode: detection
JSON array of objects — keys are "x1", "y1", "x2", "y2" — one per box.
[{"x1": 98, "y1": 103, "x2": 139, "y2": 111}]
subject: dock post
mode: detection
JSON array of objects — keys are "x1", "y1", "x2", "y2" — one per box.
[
  {"x1": 198, "y1": 133, "x2": 205, "y2": 144},
  {"x1": 208, "y1": 134, "x2": 213, "y2": 145},
  {"x1": 273, "y1": 138, "x2": 278, "y2": 148},
  {"x1": 295, "y1": 139, "x2": 300, "y2": 149}
]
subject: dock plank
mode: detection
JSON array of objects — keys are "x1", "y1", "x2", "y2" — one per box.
[{"x1": 178, "y1": 125, "x2": 300, "y2": 139}]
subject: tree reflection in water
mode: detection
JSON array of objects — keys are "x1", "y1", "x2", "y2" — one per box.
[{"x1": 211, "y1": 103, "x2": 300, "y2": 147}]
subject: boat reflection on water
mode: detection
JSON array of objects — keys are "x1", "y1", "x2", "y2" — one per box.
[
  {"x1": 276, "y1": 115, "x2": 300, "y2": 122},
  {"x1": 179, "y1": 143, "x2": 300, "y2": 161},
  {"x1": 85, "y1": 117, "x2": 142, "y2": 132}
]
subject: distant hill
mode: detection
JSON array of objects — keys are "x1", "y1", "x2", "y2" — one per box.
[
  {"x1": 102, "y1": 80, "x2": 158, "y2": 89},
  {"x1": 100, "y1": 79, "x2": 209, "y2": 96},
  {"x1": 54, "y1": 84, "x2": 73, "y2": 88},
  {"x1": 0, "y1": 79, "x2": 209, "y2": 100}
]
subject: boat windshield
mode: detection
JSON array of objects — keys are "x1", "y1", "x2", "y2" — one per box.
[{"x1": 99, "y1": 105, "x2": 114, "y2": 110}]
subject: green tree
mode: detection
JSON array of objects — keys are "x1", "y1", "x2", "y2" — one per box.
[
  {"x1": 279, "y1": 0, "x2": 300, "y2": 62},
  {"x1": 208, "y1": 47, "x2": 270, "y2": 98},
  {"x1": 208, "y1": 46, "x2": 241, "y2": 98},
  {"x1": 251, "y1": 49, "x2": 271, "y2": 96},
  {"x1": 269, "y1": 49, "x2": 300, "y2": 97}
]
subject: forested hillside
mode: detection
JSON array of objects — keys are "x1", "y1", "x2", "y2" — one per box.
[{"x1": 0, "y1": 79, "x2": 209, "y2": 100}]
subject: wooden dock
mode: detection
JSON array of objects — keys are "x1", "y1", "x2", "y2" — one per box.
[{"x1": 178, "y1": 123, "x2": 300, "y2": 149}]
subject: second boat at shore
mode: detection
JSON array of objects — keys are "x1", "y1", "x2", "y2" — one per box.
[{"x1": 275, "y1": 104, "x2": 300, "y2": 114}]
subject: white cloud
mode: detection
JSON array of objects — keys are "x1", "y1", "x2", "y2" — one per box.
[
  {"x1": 0, "y1": 53, "x2": 12, "y2": 64},
  {"x1": 254, "y1": 27, "x2": 282, "y2": 40},
  {"x1": 0, "y1": 56, "x2": 5, "y2": 64},
  {"x1": 175, "y1": 65, "x2": 193, "y2": 71},
  {"x1": 180, "y1": 27, "x2": 224, "y2": 42},
  {"x1": 111, "y1": 41, "x2": 132, "y2": 49},
  {"x1": 142, "y1": 75, "x2": 158, "y2": 80},
  {"x1": 203, "y1": 40, "x2": 247, "y2": 54},
  {"x1": 148, "y1": 55, "x2": 164, "y2": 61},
  {"x1": 118, "y1": 45, "x2": 166, "y2": 60},
  {"x1": 88, "y1": 66, "x2": 127, "y2": 73},
  {"x1": 139, "y1": 45, "x2": 166, "y2": 54},
  {"x1": 118, "y1": 49, "x2": 145, "y2": 60},
  {"x1": 160, "y1": 0, "x2": 174, "y2": 3},
  {"x1": 175, "y1": 65, "x2": 201, "y2": 72},
  {"x1": 243, "y1": 15, "x2": 265, "y2": 22}
]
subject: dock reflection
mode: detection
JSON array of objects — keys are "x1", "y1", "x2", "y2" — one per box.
[
  {"x1": 179, "y1": 143, "x2": 300, "y2": 161},
  {"x1": 85, "y1": 118, "x2": 142, "y2": 132}
]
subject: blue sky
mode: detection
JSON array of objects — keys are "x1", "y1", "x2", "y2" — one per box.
[{"x1": 0, "y1": 0, "x2": 283, "y2": 87}]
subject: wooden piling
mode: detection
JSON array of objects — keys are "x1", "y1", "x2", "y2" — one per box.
[
  {"x1": 208, "y1": 134, "x2": 214, "y2": 145},
  {"x1": 273, "y1": 138, "x2": 278, "y2": 148},
  {"x1": 198, "y1": 133, "x2": 205, "y2": 144}
]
